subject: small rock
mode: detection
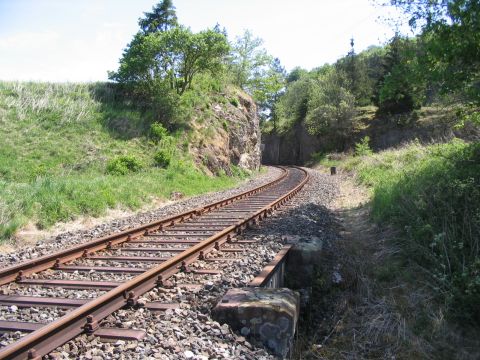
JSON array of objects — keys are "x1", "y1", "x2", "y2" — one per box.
[{"x1": 184, "y1": 350, "x2": 195, "y2": 359}]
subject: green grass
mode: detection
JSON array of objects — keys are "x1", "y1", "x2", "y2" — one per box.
[
  {"x1": 0, "y1": 81, "x2": 250, "y2": 241},
  {"x1": 335, "y1": 139, "x2": 480, "y2": 324}
]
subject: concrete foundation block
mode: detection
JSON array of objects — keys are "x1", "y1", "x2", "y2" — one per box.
[
  {"x1": 284, "y1": 235, "x2": 323, "y2": 288},
  {"x1": 212, "y1": 287, "x2": 299, "y2": 358}
]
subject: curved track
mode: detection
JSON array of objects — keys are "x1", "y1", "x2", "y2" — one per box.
[{"x1": 0, "y1": 166, "x2": 308, "y2": 359}]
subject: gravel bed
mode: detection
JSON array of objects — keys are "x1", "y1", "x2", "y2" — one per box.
[
  {"x1": 0, "y1": 331, "x2": 26, "y2": 349},
  {"x1": 0, "y1": 167, "x2": 283, "y2": 267},
  {"x1": 0, "y1": 284, "x2": 106, "y2": 299},
  {"x1": 0, "y1": 305, "x2": 67, "y2": 324},
  {"x1": 70, "y1": 259, "x2": 156, "y2": 269},
  {"x1": 31, "y1": 270, "x2": 134, "y2": 282}
]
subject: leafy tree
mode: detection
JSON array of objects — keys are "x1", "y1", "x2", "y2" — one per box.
[
  {"x1": 252, "y1": 58, "x2": 286, "y2": 131},
  {"x1": 305, "y1": 67, "x2": 356, "y2": 140},
  {"x1": 228, "y1": 30, "x2": 272, "y2": 91},
  {"x1": 286, "y1": 67, "x2": 308, "y2": 83},
  {"x1": 375, "y1": 34, "x2": 425, "y2": 114},
  {"x1": 110, "y1": 26, "x2": 229, "y2": 96},
  {"x1": 139, "y1": 0, "x2": 178, "y2": 34},
  {"x1": 336, "y1": 38, "x2": 374, "y2": 106},
  {"x1": 275, "y1": 75, "x2": 313, "y2": 131},
  {"x1": 389, "y1": 0, "x2": 480, "y2": 103}
]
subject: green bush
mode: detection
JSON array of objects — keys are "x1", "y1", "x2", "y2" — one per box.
[
  {"x1": 150, "y1": 122, "x2": 169, "y2": 143},
  {"x1": 153, "y1": 150, "x2": 171, "y2": 168},
  {"x1": 106, "y1": 155, "x2": 143, "y2": 175},
  {"x1": 354, "y1": 136, "x2": 373, "y2": 156},
  {"x1": 229, "y1": 98, "x2": 239, "y2": 107}
]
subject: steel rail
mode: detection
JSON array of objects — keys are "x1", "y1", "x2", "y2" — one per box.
[
  {"x1": 0, "y1": 166, "x2": 309, "y2": 359},
  {"x1": 0, "y1": 167, "x2": 288, "y2": 286}
]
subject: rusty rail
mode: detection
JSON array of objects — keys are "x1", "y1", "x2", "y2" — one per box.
[
  {"x1": 249, "y1": 245, "x2": 291, "y2": 288},
  {"x1": 0, "y1": 166, "x2": 309, "y2": 359}
]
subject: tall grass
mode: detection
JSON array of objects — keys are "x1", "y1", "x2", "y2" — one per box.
[
  {"x1": 0, "y1": 81, "x2": 249, "y2": 242},
  {"x1": 344, "y1": 140, "x2": 480, "y2": 324}
]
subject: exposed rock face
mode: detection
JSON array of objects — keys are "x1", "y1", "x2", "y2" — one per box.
[{"x1": 191, "y1": 89, "x2": 261, "y2": 175}]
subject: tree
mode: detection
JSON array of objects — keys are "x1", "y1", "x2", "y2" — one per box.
[
  {"x1": 375, "y1": 34, "x2": 424, "y2": 114},
  {"x1": 305, "y1": 67, "x2": 356, "y2": 141},
  {"x1": 252, "y1": 58, "x2": 286, "y2": 131},
  {"x1": 139, "y1": 0, "x2": 178, "y2": 34},
  {"x1": 229, "y1": 30, "x2": 272, "y2": 91},
  {"x1": 388, "y1": 0, "x2": 480, "y2": 103},
  {"x1": 110, "y1": 27, "x2": 230, "y2": 96}
]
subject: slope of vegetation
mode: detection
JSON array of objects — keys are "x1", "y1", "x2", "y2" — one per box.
[{"x1": 0, "y1": 81, "x2": 248, "y2": 242}]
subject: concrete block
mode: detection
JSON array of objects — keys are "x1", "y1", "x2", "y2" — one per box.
[
  {"x1": 284, "y1": 235, "x2": 323, "y2": 288},
  {"x1": 212, "y1": 287, "x2": 299, "y2": 358}
]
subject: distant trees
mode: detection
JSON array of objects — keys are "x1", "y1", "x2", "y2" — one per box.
[{"x1": 274, "y1": 65, "x2": 355, "y2": 145}]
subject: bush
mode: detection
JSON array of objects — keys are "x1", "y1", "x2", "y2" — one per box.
[
  {"x1": 229, "y1": 98, "x2": 239, "y2": 107},
  {"x1": 150, "y1": 122, "x2": 169, "y2": 143},
  {"x1": 354, "y1": 136, "x2": 373, "y2": 156},
  {"x1": 153, "y1": 150, "x2": 171, "y2": 168},
  {"x1": 106, "y1": 155, "x2": 143, "y2": 175}
]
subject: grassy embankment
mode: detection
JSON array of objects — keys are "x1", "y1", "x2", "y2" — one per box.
[
  {"x1": 0, "y1": 82, "x2": 250, "y2": 242},
  {"x1": 319, "y1": 139, "x2": 479, "y2": 337}
]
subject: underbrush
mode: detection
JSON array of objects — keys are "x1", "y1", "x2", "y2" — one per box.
[
  {"x1": 342, "y1": 140, "x2": 480, "y2": 324},
  {"x1": 0, "y1": 81, "x2": 250, "y2": 242}
]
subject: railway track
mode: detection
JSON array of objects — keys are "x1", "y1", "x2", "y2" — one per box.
[{"x1": 0, "y1": 166, "x2": 308, "y2": 359}]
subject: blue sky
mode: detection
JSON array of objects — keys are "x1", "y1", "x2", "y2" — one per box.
[{"x1": 0, "y1": 0, "x2": 407, "y2": 82}]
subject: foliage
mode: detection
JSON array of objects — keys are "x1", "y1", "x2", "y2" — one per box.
[
  {"x1": 375, "y1": 34, "x2": 425, "y2": 114},
  {"x1": 106, "y1": 155, "x2": 143, "y2": 175},
  {"x1": 275, "y1": 74, "x2": 313, "y2": 131},
  {"x1": 110, "y1": 26, "x2": 230, "y2": 97},
  {"x1": 138, "y1": 0, "x2": 178, "y2": 34},
  {"x1": 228, "y1": 30, "x2": 286, "y2": 126},
  {"x1": 389, "y1": 0, "x2": 480, "y2": 104},
  {"x1": 228, "y1": 30, "x2": 272, "y2": 89},
  {"x1": 345, "y1": 140, "x2": 480, "y2": 323},
  {"x1": 153, "y1": 150, "x2": 171, "y2": 168},
  {"x1": 354, "y1": 136, "x2": 373, "y2": 156},
  {"x1": 150, "y1": 122, "x2": 169, "y2": 142},
  {"x1": 305, "y1": 67, "x2": 356, "y2": 139}
]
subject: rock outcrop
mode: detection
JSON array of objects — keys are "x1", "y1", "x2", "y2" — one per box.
[{"x1": 190, "y1": 88, "x2": 261, "y2": 174}]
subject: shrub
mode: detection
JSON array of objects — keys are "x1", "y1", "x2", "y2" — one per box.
[
  {"x1": 153, "y1": 150, "x2": 171, "y2": 168},
  {"x1": 354, "y1": 136, "x2": 373, "y2": 156},
  {"x1": 150, "y1": 122, "x2": 168, "y2": 143},
  {"x1": 229, "y1": 98, "x2": 239, "y2": 107},
  {"x1": 106, "y1": 155, "x2": 143, "y2": 175}
]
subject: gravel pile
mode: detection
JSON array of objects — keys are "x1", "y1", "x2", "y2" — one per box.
[{"x1": 0, "y1": 167, "x2": 283, "y2": 267}]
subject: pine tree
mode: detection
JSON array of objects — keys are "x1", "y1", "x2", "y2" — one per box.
[{"x1": 138, "y1": 0, "x2": 178, "y2": 34}]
